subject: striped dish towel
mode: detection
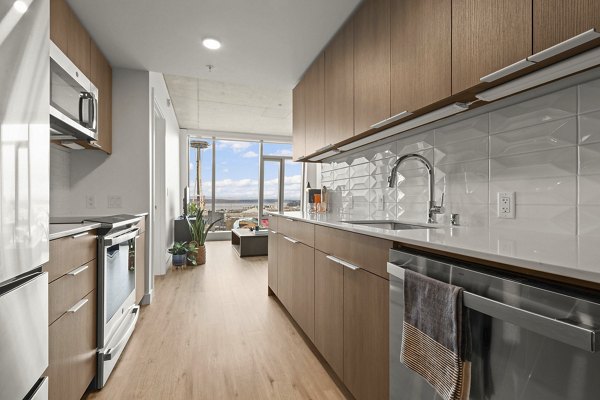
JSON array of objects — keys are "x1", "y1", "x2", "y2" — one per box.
[{"x1": 401, "y1": 269, "x2": 471, "y2": 400}]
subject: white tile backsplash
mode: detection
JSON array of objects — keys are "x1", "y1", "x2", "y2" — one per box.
[
  {"x1": 50, "y1": 145, "x2": 71, "y2": 216},
  {"x1": 321, "y1": 77, "x2": 600, "y2": 236}
]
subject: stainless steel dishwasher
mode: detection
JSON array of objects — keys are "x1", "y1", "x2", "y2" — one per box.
[{"x1": 388, "y1": 248, "x2": 600, "y2": 400}]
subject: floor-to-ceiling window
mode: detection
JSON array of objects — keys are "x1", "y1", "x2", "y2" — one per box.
[{"x1": 187, "y1": 137, "x2": 302, "y2": 233}]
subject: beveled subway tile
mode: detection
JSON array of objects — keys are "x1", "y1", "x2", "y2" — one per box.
[
  {"x1": 435, "y1": 160, "x2": 490, "y2": 206},
  {"x1": 397, "y1": 203, "x2": 429, "y2": 223},
  {"x1": 332, "y1": 179, "x2": 349, "y2": 191},
  {"x1": 490, "y1": 117, "x2": 576, "y2": 158},
  {"x1": 435, "y1": 136, "x2": 489, "y2": 165},
  {"x1": 579, "y1": 205, "x2": 600, "y2": 236},
  {"x1": 366, "y1": 141, "x2": 397, "y2": 161},
  {"x1": 489, "y1": 87, "x2": 577, "y2": 134},
  {"x1": 349, "y1": 189, "x2": 372, "y2": 203},
  {"x1": 333, "y1": 167, "x2": 349, "y2": 181},
  {"x1": 579, "y1": 110, "x2": 600, "y2": 145},
  {"x1": 371, "y1": 156, "x2": 397, "y2": 176},
  {"x1": 579, "y1": 77, "x2": 600, "y2": 114},
  {"x1": 321, "y1": 170, "x2": 333, "y2": 182},
  {"x1": 490, "y1": 176, "x2": 576, "y2": 205},
  {"x1": 347, "y1": 152, "x2": 370, "y2": 166},
  {"x1": 438, "y1": 203, "x2": 489, "y2": 228},
  {"x1": 321, "y1": 162, "x2": 333, "y2": 173},
  {"x1": 489, "y1": 205, "x2": 576, "y2": 234},
  {"x1": 349, "y1": 162, "x2": 374, "y2": 178},
  {"x1": 396, "y1": 131, "x2": 434, "y2": 155},
  {"x1": 580, "y1": 143, "x2": 600, "y2": 176},
  {"x1": 371, "y1": 173, "x2": 392, "y2": 189},
  {"x1": 396, "y1": 168, "x2": 429, "y2": 187},
  {"x1": 371, "y1": 187, "x2": 397, "y2": 203},
  {"x1": 349, "y1": 176, "x2": 370, "y2": 190},
  {"x1": 393, "y1": 149, "x2": 434, "y2": 169},
  {"x1": 370, "y1": 202, "x2": 397, "y2": 220},
  {"x1": 397, "y1": 186, "x2": 429, "y2": 203},
  {"x1": 490, "y1": 147, "x2": 577, "y2": 181},
  {"x1": 435, "y1": 114, "x2": 489, "y2": 146},
  {"x1": 579, "y1": 174, "x2": 600, "y2": 205}
]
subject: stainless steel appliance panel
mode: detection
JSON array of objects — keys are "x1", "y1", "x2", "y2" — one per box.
[
  {"x1": 389, "y1": 249, "x2": 600, "y2": 400},
  {"x1": 105, "y1": 239, "x2": 136, "y2": 324},
  {"x1": 0, "y1": 0, "x2": 50, "y2": 283},
  {"x1": 0, "y1": 272, "x2": 49, "y2": 400},
  {"x1": 27, "y1": 377, "x2": 48, "y2": 400}
]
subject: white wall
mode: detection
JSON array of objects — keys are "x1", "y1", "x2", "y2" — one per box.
[
  {"x1": 150, "y1": 71, "x2": 180, "y2": 274},
  {"x1": 52, "y1": 69, "x2": 151, "y2": 216}
]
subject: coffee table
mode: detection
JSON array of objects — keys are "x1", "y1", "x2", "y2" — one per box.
[{"x1": 231, "y1": 228, "x2": 268, "y2": 257}]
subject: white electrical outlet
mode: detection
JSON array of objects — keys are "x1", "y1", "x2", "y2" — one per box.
[
  {"x1": 85, "y1": 195, "x2": 96, "y2": 209},
  {"x1": 108, "y1": 195, "x2": 122, "y2": 209},
  {"x1": 497, "y1": 192, "x2": 515, "y2": 219}
]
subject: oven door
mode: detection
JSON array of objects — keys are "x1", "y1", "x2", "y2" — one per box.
[
  {"x1": 99, "y1": 227, "x2": 139, "y2": 346},
  {"x1": 49, "y1": 42, "x2": 98, "y2": 142}
]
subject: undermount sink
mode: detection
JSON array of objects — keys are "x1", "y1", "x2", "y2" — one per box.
[{"x1": 341, "y1": 220, "x2": 435, "y2": 230}]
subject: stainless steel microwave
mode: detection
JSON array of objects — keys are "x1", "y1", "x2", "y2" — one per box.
[{"x1": 49, "y1": 42, "x2": 98, "y2": 142}]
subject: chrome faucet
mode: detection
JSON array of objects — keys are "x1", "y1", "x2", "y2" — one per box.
[{"x1": 387, "y1": 153, "x2": 444, "y2": 223}]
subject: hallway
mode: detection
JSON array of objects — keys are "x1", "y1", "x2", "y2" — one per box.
[{"x1": 86, "y1": 241, "x2": 346, "y2": 400}]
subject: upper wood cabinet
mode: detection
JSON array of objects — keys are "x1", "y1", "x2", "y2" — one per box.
[
  {"x1": 51, "y1": 0, "x2": 91, "y2": 76},
  {"x1": 451, "y1": 0, "x2": 532, "y2": 94},
  {"x1": 90, "y1": 41, "x2": 113, "y2": 154},
  {"x1": 292, "y1": 80, "x2": 306, "y2": 160},
  {"x1": 304, "y1": 54, "x2": 326, "y2": 156},
  {"x1": 353, "y1": 0, "x2": 391, "y2": 134},
  {"x1": 391, "y1": 0, "x2": 451, "y2": 113},
  {"x1": 533, "y1": 0, "x2": 600, "y2": 53},
  {"x1": 325, "y1": 20, "x2": 354, "y2": 145}
]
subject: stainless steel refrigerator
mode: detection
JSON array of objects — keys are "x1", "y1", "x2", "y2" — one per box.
[{"x1": 0, "y1": 0, "x2": 50, "y2": 399}]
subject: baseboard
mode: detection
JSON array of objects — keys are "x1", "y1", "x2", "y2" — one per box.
[{"x1": 141, "y1": 291, "x2": 152, "y2": 305}]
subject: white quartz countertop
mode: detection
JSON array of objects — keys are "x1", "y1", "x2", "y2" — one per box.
[
  {"x1": 49, "y1": 222, "x2": 101, "y2": 240},
  {"x1": 269, "y1": 211, "x2": 600, "y2": 286}
]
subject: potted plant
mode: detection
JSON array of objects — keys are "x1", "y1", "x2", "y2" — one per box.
[
  {"x1": 168, "y1": 242, "x2": 197, "y2": 268},
  {"x1": 187, "y1": 209, "x2": 222, "y2": 265}
]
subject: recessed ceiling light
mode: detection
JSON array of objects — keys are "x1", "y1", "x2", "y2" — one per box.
[
  {"x1": 13, "y1": 0, "x2": 28, "y2": 13},
  {"x1": 202, "y1": 38, "x2": 221, "y2": 50}
]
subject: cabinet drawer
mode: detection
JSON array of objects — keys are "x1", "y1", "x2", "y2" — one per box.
[
  {"x1": 44, "y1": 230, "x2": 97, "y2": 282},
  {"x1": 314, "y1": 226, "x2": 391, "y2": 279},
  {"x1": 48, "y1": 290, "x2": 96, "y2": 400},
  {"x1": 268, "y1": 214, "x2": 278, "y2": 231},
  {"x1": 278, "y1": 218, "x2": 314, "y2": 247},
  {"x1": 48, "y1": 259, "x2": 96, "y2": 324}
]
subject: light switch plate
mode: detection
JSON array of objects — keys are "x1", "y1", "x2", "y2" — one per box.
[
  {"x1": 108, "y1": 195, "x2": 122, "y2": 209},
  {"x1": 497, "y1": 192, "x2": 515, "y2": 219}
]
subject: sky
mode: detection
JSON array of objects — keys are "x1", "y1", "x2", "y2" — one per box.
[{"x1": 188, "y1": 139, "x2": 302, "y2": 202}]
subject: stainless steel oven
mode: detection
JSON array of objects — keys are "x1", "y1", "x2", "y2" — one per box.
[
  {"x1": 50, "y1": 41, "x2": 98, "y2": 142},
  {"x1": 388, "y1": 248, "x2": 600, "y2": 400},
  {"x1": 94, "y1": 216, "x2": 142, "y2": 388}
]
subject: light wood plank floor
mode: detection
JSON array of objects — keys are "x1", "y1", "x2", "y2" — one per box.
[{"x1": 86, "y1": 241, "x2": 347, "y2": 400}]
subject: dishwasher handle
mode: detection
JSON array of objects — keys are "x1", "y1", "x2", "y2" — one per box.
[{"x1": 387, "y1": 262, "x2": 600, "y2": 353}]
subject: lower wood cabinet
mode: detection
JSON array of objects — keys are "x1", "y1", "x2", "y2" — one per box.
[
  {"x1": 314, "y1": 250, "x2": 344, "y2": 378},
  {"x1": 343, "y1": 267, "x2": 389, "y2": 400},
  {"x1": 270, "y1": 218, "x2": 391, "y2": 400},
  {"x1": 48, "y1": 290, "x2": 96, "y2": 400}
]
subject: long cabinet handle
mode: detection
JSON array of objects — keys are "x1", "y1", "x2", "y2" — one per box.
[
  {"x1": 386, "y1": 263, "x2": 600, "y2": 352},
  {"x1": 480, "y1": 58, "x2": 534, "y2": 83},
  {"x1": 67, "y1": 264, "x2": 89, "y2": 276},
  {"x1": 315, "y1": 144, "x2": 335, "y2": 153},
  {"x1": 67, "y1": 298, "x2": 88, "y2": 314},
  {"x1": 529, "y1": 28, "x2": 600, "y2": 63},
  {"x1": 326, "y1": 255, "x2": 360, "y2": 271},
  {"x1": 370, "y1": 111, "x2": 412, "y2": 129},
  {"x1": 285, "y1": 218, "x2": 295, "y2": 222},
  {"x1": 283, "y1": 236, "x2": 299, "y2": 244},
  {"x1": 71, "y1": 232, "x2": 90, "y2": 239},
  {"x1": 270, "y1": 230, "x2": 277, "y2": 234}
]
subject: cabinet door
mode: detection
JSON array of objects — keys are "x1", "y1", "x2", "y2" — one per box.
[
  {"x1": 291, "y1": 242, "x2": 315, "y2": 342},
  {"x1": 136, "y1": 232, "x2": 146, "y2": 304},
  {"x1": 354, "y1": 0, "x2": 391, "y2": 134},
  {"x1": 534, "y1": 0, "x2": 600, "y2": 53},
  {"x1": 268, "y1": 229, "x2": 278, "y2": 294},
  {"x1": 50, "y1": 0, "x2": 69, "y2": 52},
  {"x1": 276, "y1": 234, "x2": 293, "y2": 310},
  {"x1": 391, "y1": 0, "x2": 451, "y2": 113},
  {"x1": 304, "y1": 54, "x2": 326, "y2": 156},
  {"x1": 66, "y1": 10, "x2": 91, "y2": 77},
  {"x1": 325, "y1": 20, "x2": 354, "y2": 145},
  {"x1": 48, "y1": 290, "x2": 96, "y2": 400},
  {"x1": 452, "y1": 0, "x2": 532, "y2": 94},
  {"x1": 344, "y1": 269, "x2": 389, "y2": 400},
  {"x1": 91, "y1": 41, "x2": 113, "y2": 154},
  {"x1": 292, "y1": 80, "x2": 306, "y2": 160},
  {"x1": 314, "y1": 250, "x2": 344, "y2": 378}
]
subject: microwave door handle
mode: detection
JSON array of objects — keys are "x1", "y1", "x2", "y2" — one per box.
[
  {"x1": 92, "y1": 96, "x2": 98, "y2": 130},
  {"x1": 78, "y1": 94, "x2": 84, "y2": 124}
]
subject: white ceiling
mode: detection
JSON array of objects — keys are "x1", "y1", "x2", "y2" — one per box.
[{"x1": 67, "y1": 0, "x2": 361, "y2": 135}]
